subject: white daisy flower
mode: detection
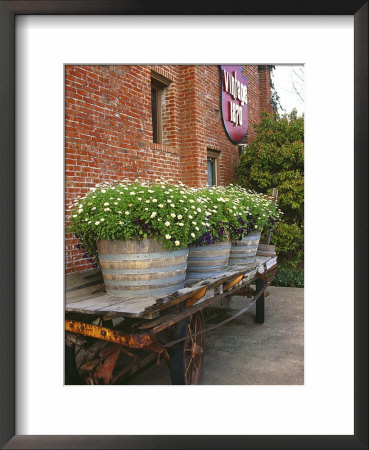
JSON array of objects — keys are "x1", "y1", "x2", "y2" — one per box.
[
  {"x1": 165, "y1": 221, "x2": 170, "y2": 226},
  {"x1": 165, "y1": 234, "x2": 171, "y2": 239},
  {"x1": 175, "y1": 241, "x2": 180, "y2": 246}
]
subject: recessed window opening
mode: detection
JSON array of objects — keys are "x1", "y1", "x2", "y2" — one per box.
[
  {"x1": 151, "y1": 71, "x2": 172, "y2": 144},
  {"x1": 207, "y1": 149, "x2": 221, "y2": 186}
]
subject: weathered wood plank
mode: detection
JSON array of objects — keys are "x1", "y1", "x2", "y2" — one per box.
[
  {"x1": 65, "y1": 269, "x2": 103, "y2": 292},
  {"x1": 66, "y1": 283, "x2": 105, "y2": 302},
  {"x1": 66, "y1": 295, "x2": 159, "y2": 318},
  {"x1": 66, "y1": 293, "x2": 143, "y2": 312},
  {"x1": 266, "y1": 256, "x2": 278, "y2": 270},
  {"x1": 65, "y1": 256, "x2": 275, "y2": 318}
]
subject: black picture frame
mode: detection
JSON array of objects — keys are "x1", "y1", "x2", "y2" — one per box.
[{"x1": 0, "y1": 1, "x2": 367, "y2": 449}]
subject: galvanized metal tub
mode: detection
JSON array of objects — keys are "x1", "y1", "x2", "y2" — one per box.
[
  {"x1": 229, "y1": 231, "x2": 261, "y2": 265},
  {"x1": 97, "y1": 239, "x2": 189, "y2": 298},
  {"x1": 186, "y1": 240, "x2": 231, "y2": 280}
]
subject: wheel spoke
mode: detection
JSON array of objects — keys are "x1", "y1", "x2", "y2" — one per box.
[
  {"x1": 184, "y1": 357, "x2": 193, "y2": 376},
  {"x1": 188, "y1": 324, "x2": 195, "y2": 345}
]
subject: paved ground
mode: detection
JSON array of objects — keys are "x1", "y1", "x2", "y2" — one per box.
[{"x1": 129, "y1": 286, "x2": 304, "y2": 385}]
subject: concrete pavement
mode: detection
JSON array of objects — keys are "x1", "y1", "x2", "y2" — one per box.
[{"x1": 129, "y1": 286, "x2": 304, "y2": 385}]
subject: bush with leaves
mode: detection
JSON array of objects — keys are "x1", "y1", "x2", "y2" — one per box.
[{"x1": 236, "y1": 110, "x2": 304, "y2": 267}]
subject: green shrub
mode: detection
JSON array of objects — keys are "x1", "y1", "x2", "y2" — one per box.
[
  {"x1": 272, "y1": 266, "x2": 304, "y2": 288},
  {"x1": 271, "y1": 222, "x2": 304, "y2": 268},
  {"x1": 236, "y1": 110, "x2": 304, "y2": 266}
]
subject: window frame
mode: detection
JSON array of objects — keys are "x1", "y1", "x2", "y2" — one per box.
[
  {"x1": 207, "y1": 149, "x2": 221, "y2": 186},
  {"x1": 150, "y1": 71, "x2": 172, "y2": 145}
]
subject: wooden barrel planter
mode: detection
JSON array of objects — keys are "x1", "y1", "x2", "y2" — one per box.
[
  {"x1": 229, "y1": 231, "x2": 261, "y2": 265},
  {"x1": 96, "y1": 239, "x2": 189, "y2": 298},
  {"x1": 256, "y1": 244, "x2": 276, "y2": 258},
  {"x1": 185, "y1": 241, "x2": 231, "y2": 280}
]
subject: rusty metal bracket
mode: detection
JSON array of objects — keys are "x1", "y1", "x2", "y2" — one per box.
[{"x1": 65, "y1": 320, "x2": 153, "y2": 349}]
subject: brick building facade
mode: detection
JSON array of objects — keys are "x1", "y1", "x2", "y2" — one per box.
[{"x1": 65, "y1": 64, "x2": 273, "y2": 273}]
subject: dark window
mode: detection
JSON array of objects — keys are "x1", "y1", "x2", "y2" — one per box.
[
  {"x1": 151, "y1": 71, "x2": 172, "y2": 144},
  {"x1": 207, "y1": 149, "x2": 221, "y2": 186},
  {"x1": 151, "y1": 87, "x2": 159, "y2": 143},
  {"x1": 207, "y1": 157, "x2": 216, "y2": 186}
]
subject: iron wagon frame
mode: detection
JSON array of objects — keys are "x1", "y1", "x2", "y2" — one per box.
[{"x1": 65, "y1": 255, "x2": 277, "y2": 385}]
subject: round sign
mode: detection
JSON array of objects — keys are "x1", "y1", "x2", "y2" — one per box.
[{"x1": 220, "y1": 65, "x2": 249, "y2": 144}]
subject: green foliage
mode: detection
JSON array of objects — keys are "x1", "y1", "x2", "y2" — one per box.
[
  {"x1": 193, "y1": 185, "x2": 282, "y2": 244},
  {"x1": 236, "y1": 111, "x2": 304, "y2": 266},
  {"x1": 271, "y1": 222, "x2": 304, "y2": 268},
  {"x1": 68, "y1": 180, "x2": 284, "y2": 265},
  {"x1": 269, "y1": 65, "x2": 284, "y2": 113},
  {"x1": 68, "y1": 180, "x2": 209, "y2": 259},
  {"x1": 223, "y1": 185, "x2": 282, "y2": 239},
  {"x1": 272, "y1": 266, "x2": 304, "y2": 288}
]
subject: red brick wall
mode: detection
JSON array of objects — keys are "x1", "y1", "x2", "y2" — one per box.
[{"x1": 65, "y1": 64, "x2": 272, "y2": 273}]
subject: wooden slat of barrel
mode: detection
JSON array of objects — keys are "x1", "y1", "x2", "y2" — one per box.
[
  {"x1": 186, "y1": 241, "x2": 231, "y2": 279},
  {"x1": 97, "y1": 239, "x2": 189, "y2": 298},
  {"x1": 256, "y1": 244, "x2": 277, "y2": 257},
  {"x1": 229, "y1": 232, "x2": 261, "y2": 265}
]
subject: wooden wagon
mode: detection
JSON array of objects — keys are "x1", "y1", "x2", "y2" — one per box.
[{"x1": 65, "y1": 252, "x2": 278, "y2": 385}]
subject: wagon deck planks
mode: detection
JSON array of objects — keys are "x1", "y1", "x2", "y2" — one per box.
[{"x1": 65, "y1": 256, "x2": 274, "y2": 319}]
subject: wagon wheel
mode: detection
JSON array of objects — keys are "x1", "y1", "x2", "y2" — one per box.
[
  {"x1": 65, "y1": 315, "x2": 123, "y2": 385},
  {"x1": 169, "y1": 312, "x2": 205, "y2": 385}
]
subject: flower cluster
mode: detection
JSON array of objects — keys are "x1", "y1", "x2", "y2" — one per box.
[
  {"x1": 224, "y1": 185, "x2": 283, "y2": 240},
  {"x1": 68, "y1": 179, "x2": 208, "y2": 258},
  {"x1": 187, "y1": 185, "x2": 283, "y2": 244},
  {"x1": 191, "y1": 187, "x2": 243, "y2": 246},
  {"x1": 68, "y1": 180, "x2": 282, "y2": 262}
]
